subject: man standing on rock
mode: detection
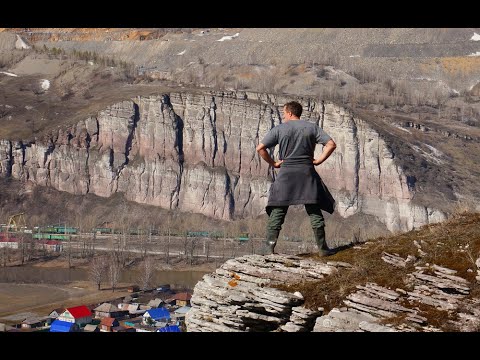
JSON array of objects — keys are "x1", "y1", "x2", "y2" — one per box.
[{"x1": 256, "y1": 101, "x2": 337, "y2": 256}]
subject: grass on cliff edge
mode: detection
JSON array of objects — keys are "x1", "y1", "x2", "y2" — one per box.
[{"x1": 274, "y1": 211, "x2": 480, "y2": 329}]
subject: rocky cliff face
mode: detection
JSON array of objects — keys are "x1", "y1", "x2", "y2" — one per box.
[{"x1": 0, "y1": 91, "x2": 446, "y2": 231}]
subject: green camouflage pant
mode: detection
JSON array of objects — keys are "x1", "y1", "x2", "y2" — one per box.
[
  {"x1": 264, "y1": 204, "x2": 328, "y2": 253},
  {"x1": 266, "y1": 204, "x2": 325, "y2": 232}
]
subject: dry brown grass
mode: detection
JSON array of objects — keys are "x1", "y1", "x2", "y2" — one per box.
[
  {"x1": 277, "y1": 237, "x2": 416, "y2": 312},
  {"x1": 438, "y1": 57, "x2": 480, "y2": 76},
  {"x1": 274, "y1": 212, "x2": 480, "y2": 328}
]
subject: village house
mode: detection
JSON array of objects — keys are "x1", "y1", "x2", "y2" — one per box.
[
  {"x1": 50, "y1": 320, "x2": 79, "y2": 332},
  {"x1": 21, "y1": 317, "x2": 49, "y2": 329},
  {"x1": 163, "y1": 297, "x2": 176, "y2": 308},
  {"x1": 123, "y1": 317, "x2": 143, "y2": 329},
  {"x1": 117, "y1": 303, "x2": 130, "y2": 312},
  {"x1": 48, "y1": 308, "x2": 64, "y2": 320},
  {"x1": 127, "y1": 285, "x2": 140, "y2": 293},
  {"x1": 127, "y1": 303, "x2": 146, "y2": 316},
  {"x1": 83, "y1": 324, "x2": 99, "y2": 332},
  {"x1": 58, "y1": 305, "x2": 92, "y2": 325},
  {"x1": 36, "y1": 239, "x2": 63, "y2": 252},
  {"x1": 112, "y1": 325, "x2": 135, "y2": 332},
  {"x1": 94, "y1": 303, "x2": 127, "y2": 319},
  {"x1": 156, "y1": 284, "x2": 171, "y2": 293},
  {"x1": 134, "y1": 326, "x2": 157, "y2": 332},
  {"x1": 173, "y1": 306, "x2": 191, "y2": 324},
  {"x1": 157, "y1": 325, "x2": 181, "y2": 332},
  {"x1": 172, "y1": 292, "x2": 192, "y2": 307},
  {"x1": 100, "y1": 317, "x2": 120, "y2": 332},
  {"x1": 147, "y1": 298, "x2": 164, "y2": 308},
  {"x1": 142, "y1": 308, "x2": 170, "y2": 326},
  {"x1": 0, "y1": 237, "x2": 19, "y2": 249}
]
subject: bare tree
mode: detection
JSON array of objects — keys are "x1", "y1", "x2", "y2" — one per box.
[
  {"x1": 74, "y1": 211, "x2": 87, "y2": 259},
  {"x1": 90, "y1": 231, "x2": 97, "y2": 258},
  {"x1": 231, "y1": 240, "x2": 237, "y2": 259},
  {"x1": 116, "y1": 227, "x2": 129, "y2": 268},
  {"x1": 189, "y1": 238, "x2": 199, "y2": 265},
  {"x1": 250, "y1": 238, "x2": 255, "y2": 255},
  {"x1": 139, "y1": 231, "x2": 148, "y2": 260},
  {"x1": 83, "y1": 213, "x2": 98, "y2": 257},
  {"x1": 165, "y1": 227, "x2": 171, "y2": 264},
  {"x1": 89, "y1": 256, "x2": 107, "y2": 290},
  {"x1": 205, "y1": 239, "x2": 211, "y2": 262},
  {"x1": 183, "y1": 233, "x2": 189, "y2": 257},
  {"x1": 138, "y1": 256, "x2": 154, "y2": 291},
  {"x1": 67, "y1": 234, "x2": 72, "y2": 268},
  {"x1": 108, "y1": 253, "x2": 121, "y2": 292},
  {"x1": 28, "y1": 234, "x2": 36, "y2": 262},
  {"x1": 2, "y1": 246, "x2": 7, "y2": 267},
  {"x1": 20, "y1": 234, "x2": 25, "y2": 265}
]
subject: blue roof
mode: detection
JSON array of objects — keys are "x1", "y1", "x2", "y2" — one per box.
[
  {"x1": 146, "y1": 307, "x2": 170, "y2": 320},
  {"x1": 50, "y1": 320, "x2": 76, "y2": 332},
  {"x1": 158, "y1": 325, "x2": 181, "y2": 332}
]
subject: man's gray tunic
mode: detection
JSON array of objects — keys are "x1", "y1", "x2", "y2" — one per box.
[{"x1": 261, "y1": 120, "x2": 335, "y2": 213}]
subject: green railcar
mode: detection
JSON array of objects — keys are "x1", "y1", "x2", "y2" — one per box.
[
  {"x1": 49, "y1": 234, "x2": 70, "y2": 240},
  {"x1": 40, "y1": 226, "x2": 77, "y2": 234},
  {"x1": 93, "y1": 227, "x2": 115, "y2": 234},
  {"x1": 187, "y1": 231, "x2": 210, "y2": 237},
  {"x1": 33, "y1": 233, "x2": 70, "y2": 240},
  {"x1": 238, "y1": 232, "x2": 249, "y2": 241},
  {"x1": 53, "y1": 226, "x2": 77, "y2": 234}
]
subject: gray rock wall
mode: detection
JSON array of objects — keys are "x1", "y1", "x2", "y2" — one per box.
[{"x1": 0, "y1": 91, "x2": 446, "y2": 231}]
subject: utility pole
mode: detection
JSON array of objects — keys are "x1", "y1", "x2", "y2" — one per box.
[
  {"x1": 21, "y1": 235, "x2": 24, "y2": 265},
  {"x1": 92, "y1": 231, "x2": 96, "y2": 257},
  {"x1": 66, "y1": 222, "x2": 71, "y2": 269},
  {"x1": 166, "y1": 227, "x2": 170, "y2": 264}
]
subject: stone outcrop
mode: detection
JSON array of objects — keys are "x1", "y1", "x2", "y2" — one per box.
[
  {"x1": 185, "y1": 254, "x2": 338, "y2": 332},
  {"x1": 186, "y1": 249, "x2": 477, "y2": 332},
  {"x1": 406, "y1": 266, "x2": 470, "y2": 311},
  {"x1": 0, "y1": 91, "x2": 446, "y2": 231}
]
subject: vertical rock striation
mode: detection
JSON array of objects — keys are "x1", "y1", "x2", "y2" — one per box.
[{"x1": 0, "y1": 91, "x2": 446, "y2": 231}]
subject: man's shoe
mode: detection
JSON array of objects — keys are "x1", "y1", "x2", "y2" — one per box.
[
  {"x1": 313, "y1": 228, "x2": 335, "y2": 256},
  {"x1": 259, "y1": 229, "x2": 280, "y2": 255},
  {"x1": 259, "y1": 241, "x2": 276, "y2": 255}
]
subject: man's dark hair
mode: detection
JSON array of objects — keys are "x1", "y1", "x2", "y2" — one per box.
[{"x1": 284, "y1": 101, "x2": 303, "y2": 118}]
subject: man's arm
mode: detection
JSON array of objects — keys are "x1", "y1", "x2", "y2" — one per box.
[
  {"x1": 256, "y1": 143, "x2": 283, "y2": 168},
  {"x1": 313, "y1": 139, "x2": 336, "y2": 166}
]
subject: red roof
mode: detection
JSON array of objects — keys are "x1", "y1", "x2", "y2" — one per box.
[
  {"x1": 100, "y1": 317, "x2": 118, "y2": 327},
  {"x1": 45, "y1": 240, "x2": 61, "y2": 245},
  {"x1": 0, "y1": 237, "x2": 19, "y2": 242},
  {"x1": 173, "y1": 292, "x2": 192, "y2": 301},
  {"x1": 66, "y1": 305, "x2": 92, "y2": 319}
]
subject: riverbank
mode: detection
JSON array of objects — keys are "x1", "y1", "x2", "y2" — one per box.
[
  {"x1": 0, "y1": 280, "x2": 133, "y2": 322},
  {"x1": 28, "y1": 256, "x2": 218, "y2": 273},
  {"x1": 0, "y1": 256, "x2": 217, "y2": 322}
]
